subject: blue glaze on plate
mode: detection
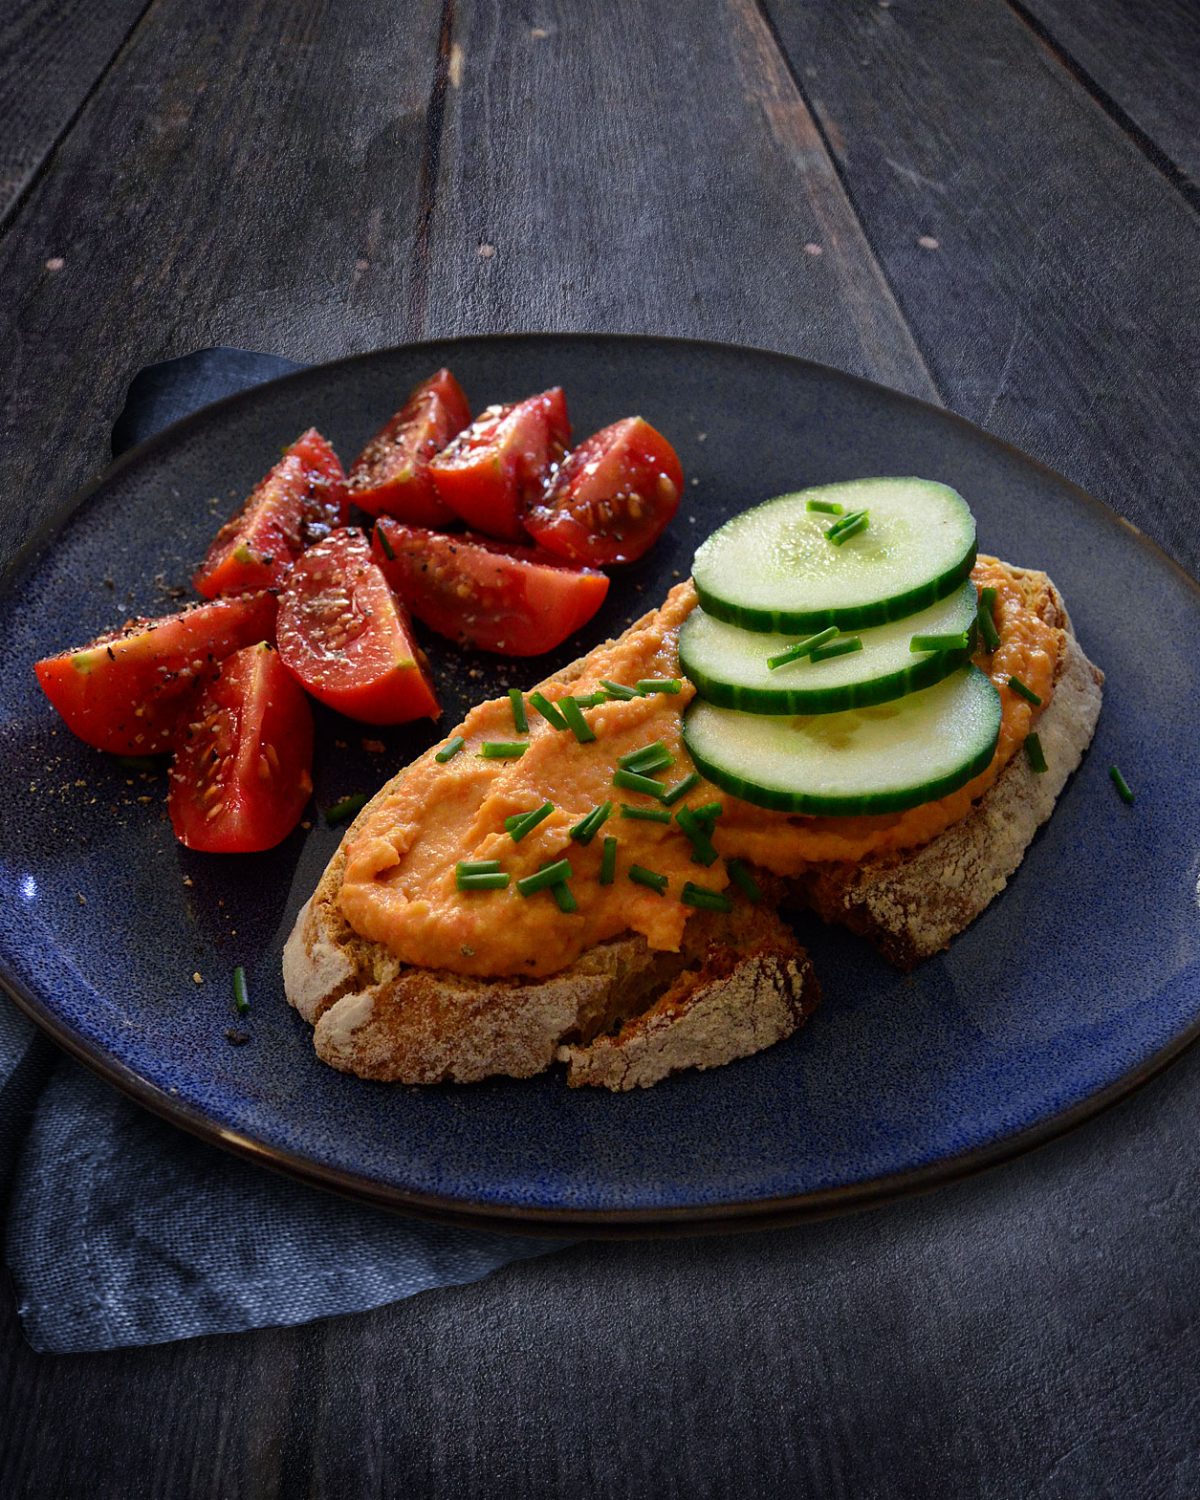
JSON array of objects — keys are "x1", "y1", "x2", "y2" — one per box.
[{"x1": 1, "y1": 334, "x2": 1198, "y2": 1229}]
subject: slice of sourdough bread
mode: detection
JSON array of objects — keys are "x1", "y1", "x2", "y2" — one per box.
[{"x1": 283, "y1": 566, "x2": 1101, "y2": 1090}]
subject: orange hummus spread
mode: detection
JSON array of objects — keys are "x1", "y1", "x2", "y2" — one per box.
[{"x1": 338, "y1": 557, "x2": 1062, "y2": 979}]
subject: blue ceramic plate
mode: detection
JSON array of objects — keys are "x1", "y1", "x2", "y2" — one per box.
[{"x1": 2, "y1": 335, "x2": 1198, "y2": 1233}]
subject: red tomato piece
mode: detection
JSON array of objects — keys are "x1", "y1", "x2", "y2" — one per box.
[
  {"x1": 428, "y1": 387, "x2": 570, "y2": 541},
  {"x1": 523, "y1": 417, "x2": 683, "y2": 565},
  {"x1": 346, "y1": 368, "x2": 471, "y2": 526},
  {"x1": 277, "y1": 529, "x2": 439, "y2": 723},
  {"x1": 33, "y1": 592, "x2": 278, "y2": 755},
  {"x1": 194, "y1": 428, "x2": 348, "y2": 598},
  {"x1": 372, "y1": 520, "x2": 609, "y2": 657},
  {"x1": 168, "y1": 642, "x2": 314, "y2": 853}
]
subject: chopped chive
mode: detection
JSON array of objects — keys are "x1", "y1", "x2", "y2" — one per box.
[
  {"x1": 1110, "y1": 765, "x2": 1134, "y2": 805},
  {"x1": 612, "y1": 768, "x2": 668, "y2": 799},
  {"x1": 456, "y1": 872, "x2": 511, "y2": 891},
  {"x1": 810, "y1": 636, "x2": 863, "y2": 663},
  {"x1": 435, "y1": 735, "x2": 465, "y2": 763},
  {"x1": 574, "y1": 691, "x2": 606, "y2": 707},
  {"x1": 675, "y1": 806, "x2": 719, "y2": 867},
  {"x1": 457, "y1": 859, "x2": 502, "y2": 874},
  {"x1": 600, "y1": 679, "x2": 640, "y2": 700},
  {"x1": 727, "y1": 859, "x2": 762, "y2": 903},
  {"x1": 516, "y1": 858, "x2": 572, "y2": 896},
  {"x1": 1007, "y1": 675, "x2": 1043, "y2": 707},
  {"x1": 528, "y1": 691, "x2": 568, "y2": 730},
  {"x1": 618, "y1": 741, "x2": 674, "y2": 775},
  {"x1": 570, "y1": 801, "x2": 613, "y2": 844},
  {"x1": 600, "y1": 836, "x2": 618, "y2": 885},
  {"x1": 559, "y1": 695, "x2": 597, "y2": 744},
  {"x1": 232, "y1": 965, "x2": 250, "y2": 1014},
  {"x1": 620, "y1": 804, "x2": 672, "y2": 823},
  {"x1": 766, "y1": 625, "x2": 839, "y2": 671},
  {"x1": 636, "y1": 678, "x2": 682, "y2": 695},
  {"x1": 507, "y1": 801, "x2": 554, "y2": 842},
  {"x1": 1024, "y1": 733, "x2": 1048, "y2": 774},
  {"x1": 690, "y1": 800, "x2": 723, "y2": 822},
  {"x1": 681, "y1": 883, "x2": 733, "y2": 913},
  {"x1": 910, "y1": 631, "x2": 971, "y2": 653},
  {"x1": 977, "y1": 592, "x2": 1001, "y2": 652},
  {"x1": 324, "y1": 792, "x2": 370, "y2": 826},
  {"x1": 806, "y1": 498, "x2": 845, "y2": 515},
  {"x1": 826, "y1": 511, "x2": 870, "y2": 546},
  {"x1": 479, "y1": 741, "x2": 529, "y2": 759},
  {"x1": 375, "y1": 523, "x2": 395, "y2": 561},
  {"x1": 552, "y1": 882, "x2": 578, "y2": 913},
  {"x1": 508, "y1": 689, "x2": 528, "y2": 734},
  {"x1": 661, "y1": 771, "x2": 701, "y2": 805},
  {"x1": 628, "y1": 864, "x2": 668, "y2": 894},
  {"x1": 981, "y1": 586, "x2": 998, "y2": 613}
]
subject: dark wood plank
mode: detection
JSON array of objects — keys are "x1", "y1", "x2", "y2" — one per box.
[
  {"x1": 1014, "y1": 0, "x2": 1200, "y2": 193},
  {"x1": 0, "y1": 0, "x2": 152, "y2": 224},
  {"x1": 761, "y1": 0, "x2": 1200, "y2": 575}
]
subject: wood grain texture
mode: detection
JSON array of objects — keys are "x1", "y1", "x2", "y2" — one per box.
[
  {"x1": 761, "y1": 0, "x2": 1200, "y2": 572},
  {"x1": 0, "y1": 0, "x2": 152, "y2": 223},
  {"x1": 1015, "y1": 0, "x2": 1200, "y2": 194}
]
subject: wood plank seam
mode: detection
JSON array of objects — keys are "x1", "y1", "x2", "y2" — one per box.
[
  {"x1": 1005, "y1": 0, "x2": 1200, "y2": 213},
  {"x1": 409, "y1": 0, "x2": 458, "y2": 339}
]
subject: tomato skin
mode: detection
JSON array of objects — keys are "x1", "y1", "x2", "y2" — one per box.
[
  {"x1": 428, "y1": 387, "x2": 570, "y2": 541},
  {"x1": 33, "y1": 592, "x2": 278, "y2": 755},
  {"x1": 169, "y1": 642, "x2": 314, "y2": 853},
  {"x1": 347, "y1": 369, "x2": 471, "y2": 526},
  {"x1": 523, "y1": 417, "x2": 683, "y2": 565},
  {"x1": 277, "y1": 529, "x2": 440, "y2": 723},
  {"x1": 194, "y1": 429, "x2": 348, "y2": 598},
  {"x1": 372, "y1": 519, "x2": 609, "y2": 657}
]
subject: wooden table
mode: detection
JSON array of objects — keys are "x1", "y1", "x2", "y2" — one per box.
[{"x1": 2, "y1": 3, "x2": 1198, "y2": 1494}]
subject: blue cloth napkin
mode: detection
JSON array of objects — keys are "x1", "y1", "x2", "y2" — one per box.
[{"x1": 2, "y1": 348, "x2": 566, "y2": 1354}]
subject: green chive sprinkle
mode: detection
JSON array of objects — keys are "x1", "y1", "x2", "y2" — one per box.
[
  {"x1": 1024, "y1": 733, "x2": 1048, "y2": 773},
  {"x1": 661, "y1": 771, "x2": 701, "y2": 805},
  {"x1": 981, "y1": 586, "x2": 998, "y2": 613},
  {"x1": 618, "y1": 741, "x2": 674, "y2": 775},
  {"x1": 1007, "y1": 675, "x2": 1043, "y2": 707},
  {"x1": 620, "y1": 804, "x2": 672, "y2": 823},
  {"x1": 507, "y1": 802, "x2": 554, "y2": 842},
  {"x1": 233, "y1": 965, "x2": 250, "y2": 1014},
  {"x1": 600, "y1": 836, "x2": 618, "y2": 885},
  {"x1": 910, "y1": 631, "x2": 971, "y2": 653},
  {"x1": 575, "y1": 691, "x2": 607, "y2": 707},
  {"x1": 599, "y1": 679, "x2": 640, "y2": 701},
  {"x1": 552, "y1": 882, "x2": 578, "y2": 913},
  {"x1": 559, "y1": 695, "x2": 597, "y2": 744},
  {"x1": 479, "y1": 741, "x2": 529, "y2": 759},
  {"x1": 324, "y1": 792, "x2": 370, "y2": 826},
  {"x1": 826, "y1": 510, "x2": 869, "y2": 545},
  {"x1": 375, "y1": 523, "x2": 396, "y2": 561},
  {"x1": 675, "y1": 806, "x2": 719, "y2": 867},
  {"x1": 435, "y1": 735, "x2": 465, "y2": 763},
  {"x1": 810, "y1": 636, "x2": 863, "y2": 664},
  {"x1": 977, "y1": 596, "x2": 1001, "y2": 652},
  {"x1": 1110, "y1": 765, "x2": 1134, "y2": 805},
  {"x1": 612, "y1": 768, "x2": 668, "y2": 799},
  {"x1": 636, "y1": 678, "x2": 682, "y2": 695},
  {"x1": 528, "y1": 691, "x2": 568, "y2": 730},
  {"x1": 681, "y1": 883, "x2": 732, "y2": 913},
  {"x1": 690, "y1": 800, "x2": 723, "y2": 822},
  {"x1": 628, "y1": 865, "x2": 668, "y2": 894},
  {"x1": 516, "y1": 859, "x2": 572, "y2": 896},
  {"x1": 457, "y1": 859, "x2": 502, "y2": 874},
  {"x1": 456, "y1": 872, "x2": 511, "y2": 891},
  {"x1": 569, "y1": 802, "x2": 613, "y2": 844},
  {"x1": 727, "y1": 859, "x2": 762, "y2": 903},
  {"x1": 806, "y1": 499, "x2": 845, "y2": 515},
  {"x1": 766, "y1": 625, "x2": 839, "y2": 671},
  {"x1": 508, "y1": 689, "x2": 528, "y2": 734}
]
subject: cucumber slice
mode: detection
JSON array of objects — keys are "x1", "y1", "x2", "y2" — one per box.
[
  {"x1": 693, "y1": 478, "x2": 976, "y2": 633},
  {"x1": 680, "y1": 581, "x2": 978, "y2": 716},
  {"x1": 682, "y1": 665, "x2": 1001, "y2": 815}
]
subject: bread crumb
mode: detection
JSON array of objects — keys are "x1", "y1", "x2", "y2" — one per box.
[
  {"x1": 361, "y1": 738, "x2": 385, "y2": 754},
  {"x1": 917, "y1": 235, "x2": 940, "y2": 250},
  {"x1": 192, "y1": 972, "x2": 203, "y2": 984}
]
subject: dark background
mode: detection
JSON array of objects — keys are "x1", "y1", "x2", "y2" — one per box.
[{"x1": 2, "y1": 2, "x2": 1198, "y2": 1495}]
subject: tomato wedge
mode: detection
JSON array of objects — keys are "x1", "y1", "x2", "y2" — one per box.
[
  {"x1": 194, "y1": 428, "x2": 348, "y2": 598},
  {"x1": 428, "y1": 387, "x2": 570, "y2": 541},
  {"x1": 33, "y1": 592, "x2": 278, "y2": 754},
  {"x1": 277, "y1": 529, "x2": 439, "y2": 723},
  {"x1": 347, "y1": 368, "x2": 471, "y2": 526},
  {"x1": 372, "y1": 520, "x2": 609, "y2": 656},
  {"x1": 523, "y1": 417, "x2": 683, "y2": 565},
  {"x1": 169, "y1": 642, "x2": 314, "y2": 852}
]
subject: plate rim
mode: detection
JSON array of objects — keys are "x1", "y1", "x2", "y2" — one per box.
[{"x1": 4, "y1": 329, "x2": 1199, "y2": 1235}]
